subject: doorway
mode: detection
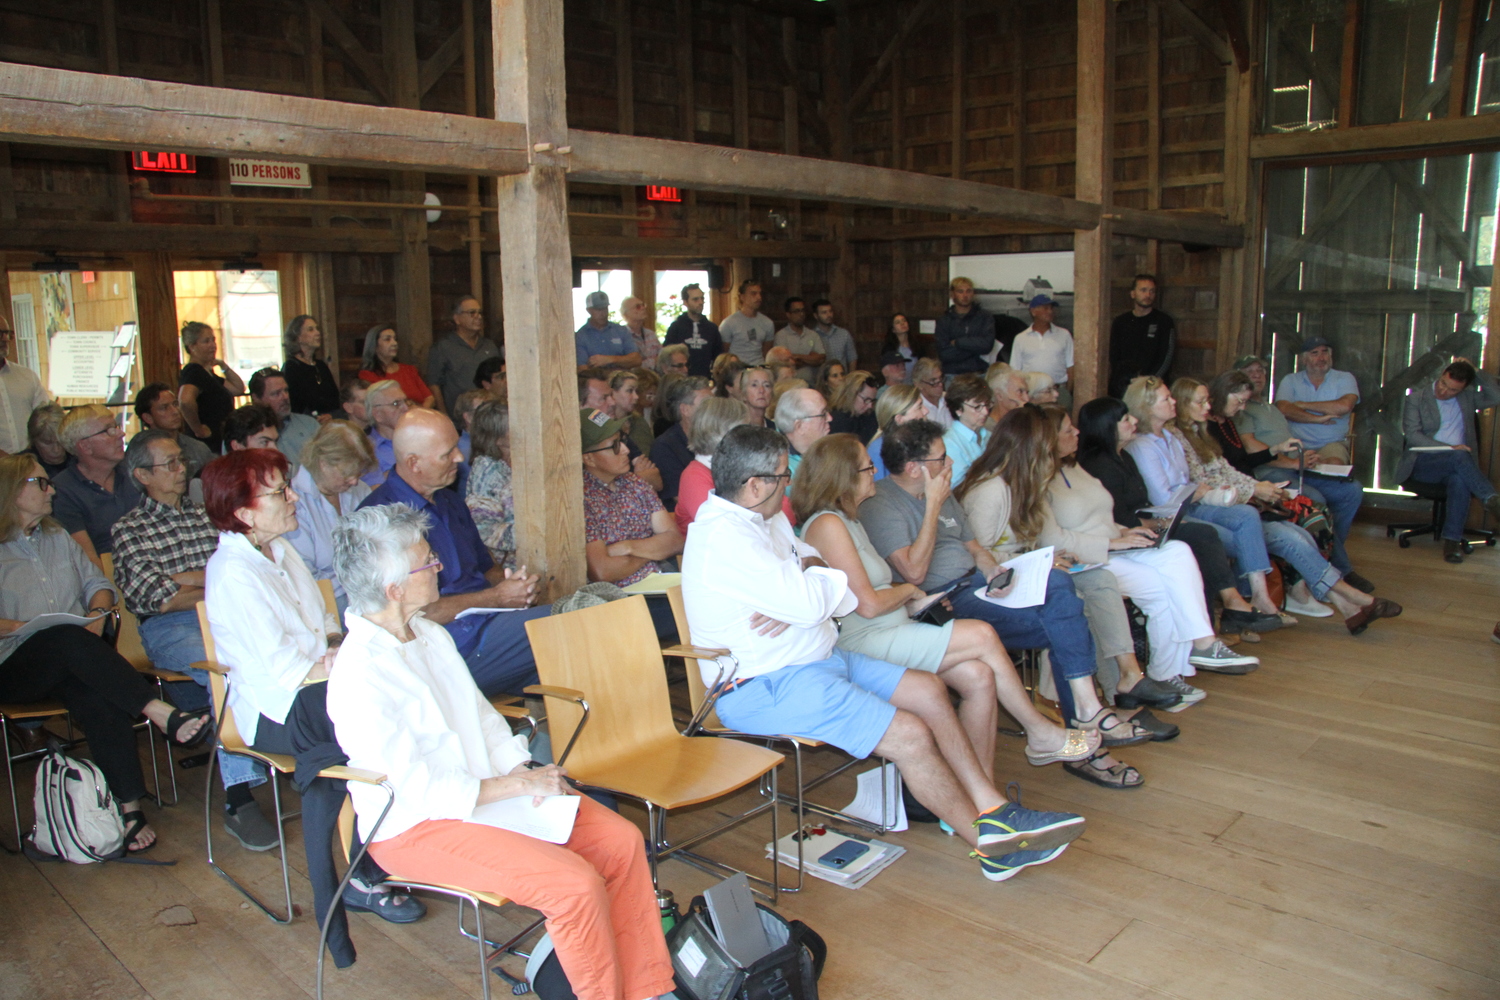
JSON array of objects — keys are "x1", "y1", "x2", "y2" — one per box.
[{"x1": 173, "y1": 270, "x2": 285, "y2": 384}]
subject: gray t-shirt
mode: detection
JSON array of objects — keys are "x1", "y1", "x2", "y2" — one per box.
[
  {"x1": 719, "y1": 311, "x2": 775, "y2": 364},
  {"x1": 1232, "y1": 399, "x2": 1293, "y2": 449},
  {"x1": 858, "y1": 477, "x2": 976, "y2": 592}
]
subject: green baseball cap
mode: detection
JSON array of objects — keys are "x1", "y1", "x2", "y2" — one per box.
[{"x1": 580, "y1": 407, "x2": 626, "y2": 451}]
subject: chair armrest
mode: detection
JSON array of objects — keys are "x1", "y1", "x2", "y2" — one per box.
[
  {"x1": 190, "y1": 660, "x2": 229, "y2": 675},
  {"x1": 493, "y1": 703, "x2": 532, "y2": 720},
  {"x1": 662, "y1": 644, "x2": 731, "y2": 661},
  {"x1": 318, "y1": 765, "x2": 387, "y2": 784},
  {"x1": 524, "y1": 684, "x2": 588, "y2": 703}
]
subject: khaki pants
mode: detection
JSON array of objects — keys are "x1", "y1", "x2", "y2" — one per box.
[{"x1": 1313, "y1": 440, "x2": 1351, "y2": 464}]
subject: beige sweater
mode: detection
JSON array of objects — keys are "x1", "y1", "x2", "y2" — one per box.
[
  {"x1": 1036, "y1": 466, "x2": 1126, "y2": 566},
  {"x1": 959, "y1": 475, "x2": 1022, "y2": 558}
]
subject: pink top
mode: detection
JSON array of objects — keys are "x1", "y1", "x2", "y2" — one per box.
[{"x1": 675, "y1": 459, "x2": 795, "y2": 536}]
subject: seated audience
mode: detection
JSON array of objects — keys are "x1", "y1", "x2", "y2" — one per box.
[
  {"x1": 710, "y1": 353, "x2": 746, "y2": 398},
  {"x1": 282, "y1": 315, "x2": 340, "y2": 420},
  {"x1": 737, "y1": 365, "x2": 775, "y2": 427},
  {"x1": 582, "y1": 368, "x2": 661, "y2": 491},
  {"x1": 1022, "y1": 371, "x2": 1059, "y2": 405},
  {"x1": 608, "y1": 370, "x2": 655, "y2": 455},
  {"x1": 284, "y1": 421, "x2": 377, "y2": 615},
  {"x1": 912, "y1": 357, "x2": 953, "y2": 430},
  {"x1": 631, "y1": 368, "x2": 662, "y2": 434},
  {"x1": 250, "y1": 367, "x2": 321, "y2": 475},
  {"x1": 770, "y1": 377, "x2": 807, "y2": 417},
  {"x1": 794, "y1": 434, "x2": 1098, "y2": 769},
  {"x1": 53, "y1": 404, "x2": 139, "y2": 561},
  {"x1": 769, "y1": 362, "x2": 798, "y2": 385},
  {"x1": 655, "y1": 342, "x2": 692, "y2": 378},
  {"x1": 1074, "y1": 397, "x2": 1285, "y2": 640},
  {"x1": 364, "y1": 380, "x2": 409, "y2": 483},
  {"x1": 649, "y1": 375, "x2": 712, "y2": 511},
  {"x1": 866, "y1": 383, "x2": 931, "y2": 480},
  {"x1": 879, "y1": 350, "x2": 911, "y2": 392},
  {"x1": 0, "y1": 454, "x2": 208, "y2": 853},
  {"x1": 683, "y1": 425, "x2": 1087, "y2": 882},
  {"x1": 943, "y1": 374, "x2": 993, "y2": 485},
  {"x1": 339, "y1": 378, "x2": 370, "y2": 428},
  {"x1": 359, "y1": 323, "x2": 436, "y2": 409},
  {"x1": 360, "y1": 408, "x2": 549, "y2": 696},
  {"x1": 1207, "y1": 369, "x2": 1371, "y2": 590},
  {"x1": 816, "y1": 359, "x2": 848, "y2": 400},
  {"x1": 22, "y1": 402, "x2": 69, "y2": 477},
  {"x1": 465, "y1": 401, "x2": 517, "y2": 569},
  {"x1": 775, "y1": 387, "x2": 832, "y2": 478},
  {"x1": 177, "y1": 320, "x2": 243, "y2": 453},
  {"x1": 1274, "y1": 336, "x2": 1358, "y2": 464},
  {"x1": 1394, "y1": 357, "x2": 1500, "y2": 563},
  {"x1": 451, "y1": 389, "x2": 489, "y2": 464},
  {"x1": 829, "y1": 370, "x2": 880, "y2": 442},
  {"x1": 986, "y1": 366, "x2": 1030, "y2": 421},
  {"x1": 223, "y1": 403, "x2": 281, "y2": 452},
  {"x1": 473, "y1": 356, "x2": 507, "y2": 401},
  {"x1": 676, "y1": 397, "x2": 775, "y2": 534},
  {"x1": 866, "y1": 420, "x2": 1146, "y2": 787},
  {"x1": 112, "y1": 430, "x2": 278, "y2": 848},
  {"x1": 132, "y1": 383, "x2": 214, "y2": 478},
  {"x1": 328, "y1": 504, "x2": 674, "y2": 1000}
]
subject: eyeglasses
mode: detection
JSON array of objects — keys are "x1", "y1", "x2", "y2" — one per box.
[
  {"x1": 753, "y1": 472, "x2": 792, "y2": 483},
  {"x1": 409, "y1": 557, "x2": 443, "y2": 575},
  {"x1": 857, "y1": 464, "x2": 876, "y2": 475},
  {"x1": 257, "y1": 484, "x2": 293, "y2": 501},
  {"x1": 142, "y1": 458, "x2": 186, "y2": 472},
  {"x1": 584, "y1": 437, "x2": 626, "y2": 455},
  {"x1": 23, "y1": 475, "x2": 52, "y2": 491},
  {"x1": 963, "y1": 400, "x2": 992, "y2": 412},
  {"x1": 918, "y1": 377, "x2": 944, "y2": 388},
  {"x1": 373, "y1": 399, "x2": 411, "y2": 411},
  {"x1": 796, "y1": 411, "x2": 832, "y2": 423},
  {"x1": 78, "y1": 423, "x2": 124, "y2": 442},
  {"x1": 912, "y1": 454, "x2": 950, "y2": 465}
]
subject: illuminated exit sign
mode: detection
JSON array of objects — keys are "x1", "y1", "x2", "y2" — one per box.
[
  {"x1": 645, "y1": 185, "x2": 682, "y2": 202},
  {"x1": 132, "y1": 151, "x2": 198, "y2": 174}
]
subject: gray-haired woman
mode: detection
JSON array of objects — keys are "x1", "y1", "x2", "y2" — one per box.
[{"x1": 465, "y1": 400, "x2": 517, "y2": 569}]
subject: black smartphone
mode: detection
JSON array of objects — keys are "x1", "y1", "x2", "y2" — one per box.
[
  {"x1": 817, "y1": 840, "x2": 870, "y2": 869},
  {"x1": 985, "y1": 567, "x2": 1015, "y2": 598}
]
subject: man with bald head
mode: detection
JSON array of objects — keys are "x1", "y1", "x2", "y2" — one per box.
[{"x1": 359, "y1": 408, "x2": 551, "y2": 695}]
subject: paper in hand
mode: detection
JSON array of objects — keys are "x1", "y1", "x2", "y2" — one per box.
[
  {"x1": 469, "y1": 794, "x2": 580, "y2": 844},
  {"x1": 974, "y1": 546, "x2": 1052, "y2": 609}
]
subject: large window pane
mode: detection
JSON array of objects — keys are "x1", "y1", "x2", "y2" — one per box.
[
  {"x1": 1261, "y1": 151, "x2": 1498, "y2": 489},
  {"x1": 1357, "y1": 0, "x2": 1459, "y2": 124},
  {"x1": 1468, "y1": 0, "x2": 1500, "y2": 115},
  {"x1": 1262, "y1": 0, "x2": 1344, "y2": 132}
]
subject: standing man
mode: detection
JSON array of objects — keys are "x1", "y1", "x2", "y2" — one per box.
[
  {"x1": 427, "y1": 295, "x2": 501, "y2": 416},
  {"x1": 1009, "y1": 294, "x2": 1075, "y2": 411},
  {"x1": 52, "y1": 404, "x2": 140, "y2": 561},
  {"x1": 620, "y1": 296, "x2": 661, "y2": 367},
  {"x1": 250, "y1": 368, "x2": 320, "y2": 475},
  {"x1": 774, "y1": 298, "x2": 826, "y2": 382},
  {"x1": 934, "y1": 277, "x2": 996, "y2": 378},
  {"x1": 662, "y1": 283, "x2": 724, "y2": 377},
  {"x1": 720, "y1": 279, "x2": 775, "y2": 364},
  {"x1": 1394, "y1": 358, "x2": 1500, "y2": 563},
  {"x1": 1275, "y1": 336, "x2": 1359, "y2": 464},
  {"x1": 812, "y1": 299, "x2": 856, "y2": 370},
  {"x1": 131, "y1": 383, "x2": 214, "y2": 478},
  {"x1": 1108, "y1": 274, "x2": 1176, "y2": 398},
  {"x1": 0, "y1": 316, "x2": 49, "y2": 455},
  {"x1": 574, "y1": 291, "x2": 641, "y2": 371}
]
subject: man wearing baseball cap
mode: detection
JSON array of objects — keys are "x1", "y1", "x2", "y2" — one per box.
[
  {"x1": 1009, "y1": 294, "x2": 1075, "y2": 411},
  {"x1": 1275, "y1": 336, "x2": 1359, "y2": 465},
  {"x1": 575, "y1": 291, "x2": 641, "y2": 371}
]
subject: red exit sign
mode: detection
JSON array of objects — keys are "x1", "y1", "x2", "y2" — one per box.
[
  {"x1": 132, "y1": 151, "x2": 198, "y2": 174},
  {"x1": 645, "y1": 185, "x2": 681, "y2": 202}
]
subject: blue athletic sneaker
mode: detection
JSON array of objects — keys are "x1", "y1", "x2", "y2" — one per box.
[
  {"x1": 974, "y1": 844, "x2": 1069, "y2": 882},
  {"x1": 973, "y1": 784, "x2": 1086, "y2": 855}
]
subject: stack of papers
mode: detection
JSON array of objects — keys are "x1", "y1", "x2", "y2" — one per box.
[
  {"x1": 841, "y1": 762, "x2": 907, "y2": 831},
  {"x1": 973, "y1": 546, "x2": 1053, "y2": 609},
  {"x1": 765, "y1": 828, "x2": 906, "y2": 890},
  {"x1": 469, "y1": 794, "x2": 580, "y2": 844}
]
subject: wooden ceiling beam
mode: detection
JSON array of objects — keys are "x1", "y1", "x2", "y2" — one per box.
[{"x1": 1250, "y1": 114, "x2": 1500, "y2": 160}]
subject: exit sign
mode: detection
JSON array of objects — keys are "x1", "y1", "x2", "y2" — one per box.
[
  {"x1": 132, "y1": 151, "x2": 198, "y2": 174},
  {"x1": 645, "y1": 185, "x2": 682, "y2": 202}
]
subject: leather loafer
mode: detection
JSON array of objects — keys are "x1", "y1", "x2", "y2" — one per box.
[
  {"x1": 1121, "y1": 708, "x2": 1179, "y2": 742},
  {"x1": 1345, "y1": 597, "x2": 1403, "y2": 636}
]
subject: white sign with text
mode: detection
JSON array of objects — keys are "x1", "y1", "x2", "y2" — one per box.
[{"x1": 229, "y1": 159, "x2": 312, "y2": 188}]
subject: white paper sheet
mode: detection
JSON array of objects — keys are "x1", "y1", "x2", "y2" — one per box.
[
  {"x1": 469, "y1": 794, "x2": 581, "y2": 844},
  {"x1": 1313, "y1": 464, "x2": 1353, "y2": 476},
  {"x1": 972, "y1": 546, "x2": 1053, "y2": 609},
  {"x1": 841, "y1": 762, "x2": 907, "y2": 832},
  {"x1": 8, "y1": 611, "x2": 107, "y2": 642},
  {"x1": 1408, "y1": 446, "x2": 1455, "y2": 453},
  {"x1": 454, "y1": 606, "x2": 526, "y2": 618}
]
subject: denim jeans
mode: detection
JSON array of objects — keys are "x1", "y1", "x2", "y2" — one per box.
[
  {"x1": 1412, "y1": 450, "x2": 1497, "y2": 541},
  {"x1": 948, "y1": 568, "x2": 1098, "y2": 723},
  {"x1": 1187, "y1": 503, "x2": 1272, "y2": 575},
  {"x1": 139, "y1": 609, "x2": 266, "y2": 789},
  {"x1": 451, "y1": 605, "x2": 552, "y2": 697},
  {"x1": 1258, "y1": 467, "x2": 1363, "y2": 572},
  {"x1": 1262, "y1": 520, "x2": 1343, "y2": 600}
]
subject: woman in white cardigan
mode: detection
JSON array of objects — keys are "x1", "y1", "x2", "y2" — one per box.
[{"x1": 326, "y1": 503, "x2": 674, "y2": 1000}]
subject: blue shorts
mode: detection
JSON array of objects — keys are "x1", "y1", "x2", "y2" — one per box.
[{"x1": 713, "y1": 649, "x2": 905, "y2": 760}]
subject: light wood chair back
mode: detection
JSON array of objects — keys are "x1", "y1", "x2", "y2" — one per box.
[{"x1": 665, "y1": 585, "x2": 724, "y2": 730}]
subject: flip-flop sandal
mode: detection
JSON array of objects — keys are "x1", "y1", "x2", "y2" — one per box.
[
  {"x1": 121, "y1": 809, "x2": 155, "y2": 853},
  {"x1": 1025, "y1": 728, "x2": 1101, "y2": 765},
  {"x1": 165, "y1": 708, "x2": 212, "y2": 749},
  {"x1": 1072, "y1": 708, "x2": 1152, "y2": 747},
  {"x1": 1063, "y1": 749, "x2": 1144, "y2": 790}
]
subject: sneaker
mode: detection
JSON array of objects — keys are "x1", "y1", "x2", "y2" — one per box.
[
  {"x1": 1188, "y1": 640, "x2": 1260, "y2": 674},
  {"x1": 223, "y1": 801, "x2": 281, "y2": 852},
  {"x1": 1159, "y1": 676, "x2": 1206, "y2": 713},
  {"x1": 973, "y1": 784, "x2": 1086, "y2": 855},
  {"x1": 975, "y1": 843, "x2": 1069, "y2": 882},
  {"x1": 343, "y1": 877, "x2": 428, "y2": 924},
  {"x1": 1284, "y1": 593, "x2": 1334, "y2": 617}
]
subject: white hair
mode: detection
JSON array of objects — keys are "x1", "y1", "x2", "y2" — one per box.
[
  {"x1": 332, "y1": 503, "x2": 432, "y2": 616},
  {"x1": 773, "y1": 388, "x2": 823, "y2": 434}
]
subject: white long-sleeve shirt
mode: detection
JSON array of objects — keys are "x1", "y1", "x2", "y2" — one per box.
[
  {"x1": 681, "y1": 492, "x2": 857, "y2": 686},
  {"x1": 204, "y1": 531, "x2": 339, "y2": 744},
  {"x1": 327, "y1": 613, "x2": 530, "y2": 842}
]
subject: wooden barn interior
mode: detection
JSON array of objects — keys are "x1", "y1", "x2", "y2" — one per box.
[{"x1": 0, "y1": 0, "x2": 1497, "y2": 997}]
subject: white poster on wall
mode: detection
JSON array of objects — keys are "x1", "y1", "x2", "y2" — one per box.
[
  {"x1": 950, "y1": 251, "x2": 1076, "y2": 331},
  {"x1": 48, "y1": 331, "x2": 117, "y2": 398}
]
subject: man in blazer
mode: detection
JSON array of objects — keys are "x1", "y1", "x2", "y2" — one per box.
[{"x1": 1396, "y1": 358, "x2": 1500, "y2": 562}]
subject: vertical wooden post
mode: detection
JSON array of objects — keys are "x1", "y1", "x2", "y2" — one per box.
[
  {"x1": 1449, "y1": 0, "x2": 1479, "y2": 118},
  {"x1": 132, "y1": 252, "x2": 180, "y2": 389},
  {"x1": 731, "y1": 6, "x2": 750, "y2": 238},
  {"x1": 1337, "y1": 0, "x2": 1361, "y2": 127},
  {"x1": 202, "y1": 0, "x2": 232, "y2": 227},
  {"x1": 494, "y1": 0, "x2": 586, "y2": 597},
  {"x1": 616, "y1": 0, "x2": 638, "y2": 239},
  {"x1": 1218, "y1": 22, "x2": 1256, "y2": 370},
  {"x1": 950, "y1": 0, "x2": 963, "y2": 181},
  {"x1": 464, "y1": 0, "x2": 485, "y2": 302},
  {"x1": 827, "y1": 6, "x2": 858, "y2": 360},
  {"x1": 0, "y1": 144, "x2": 15, "y2": 221},
  {"x1": 1072, "y1": 0, "x2": 1114, "y2": 407},
  {"x1": 385, "y1": 0, "x2": 433, "y2": 368}
]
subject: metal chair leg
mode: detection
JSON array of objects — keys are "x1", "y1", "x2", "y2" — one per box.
[
  {"x1": 3, "y1": 714, "x2": 21, "y2": 855},
  {"x1": 204, "y1": 748, "x2": 294, "y2": 924}
]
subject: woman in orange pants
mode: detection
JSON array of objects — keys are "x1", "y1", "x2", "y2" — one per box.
[{"x1": 326, "y1": 503, "x2": 674, "y2": 1000}]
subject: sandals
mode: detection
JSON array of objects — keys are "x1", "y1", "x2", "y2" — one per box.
[
  {"x1": 1064, "y1": 749, "x2": 1144, "y2": 790},
  {"x1": 164, "y1": 708, "x2": 212, "y2": 749},
  {"x1": 1024, "y1": 728, "x2": 1101, "y2": 766},
  {"x1": 121, "y1": 809, "x2": 154, "y2": 853},
  {"x1": 1070, "y1": 707, "x2": 1152, "y2": 747}
]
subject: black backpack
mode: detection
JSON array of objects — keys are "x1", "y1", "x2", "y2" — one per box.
[{"x1": 668, "y1": 895, "x2": 827, "y2": 1000}]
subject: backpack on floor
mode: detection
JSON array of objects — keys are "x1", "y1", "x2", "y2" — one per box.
[{"x1": 28, "y1": 744, "x2": 126, "y2": 864}]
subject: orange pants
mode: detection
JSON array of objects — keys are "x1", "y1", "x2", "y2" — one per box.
[{"x1": 370, "y1": 796, "x2": 675, "y2": 1000}]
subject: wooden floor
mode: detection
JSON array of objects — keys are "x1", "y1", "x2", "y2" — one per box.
[{"x1": 2, "y1": 525, "x2": 1497, "y2": 1000}]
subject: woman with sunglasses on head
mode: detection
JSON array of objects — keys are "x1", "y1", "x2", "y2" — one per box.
[{"x1": 0, "y1": 455, "x2": 211, "y2": 854}]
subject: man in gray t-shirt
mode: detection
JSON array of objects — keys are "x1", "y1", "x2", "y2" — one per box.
[
  {"x1": 860, "y1": 477, "x2": 976, "y2": 592},
  {"x1": 719, "y1": 280, "x2": 775, "y2": 364}
]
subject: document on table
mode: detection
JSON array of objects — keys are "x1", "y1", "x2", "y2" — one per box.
[
  {"x1": 1313, "y1": 464, "x2": 1353, "y2": 476},
  {"x1": 973, "y1": 546, "x2": 1053, "y2": 609},
  {"x1": 8, "y1": 611, "x2": 107, "y2": 642},
  {"x1": 469, "y1": 794, "x2": 580, "y2": 844},
  {"x1": 454, "y1": 606, "x2": 526, "y2": 618}
]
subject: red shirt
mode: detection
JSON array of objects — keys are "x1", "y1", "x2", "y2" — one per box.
[
  {"x1": 359, "y1": 364, "x2": 433, "y2": 406},
  {"x1": 675, "y1": 459, "x2": 795, "y2": 536}
]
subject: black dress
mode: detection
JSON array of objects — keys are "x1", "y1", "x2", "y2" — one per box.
[
  {"x1": 284, "y1": 354, "x2": 341, "y2": 417},
  {"x1": 830, "y1": 409, "x2": 878, "y2": 443},
  {"x1": 178, "y1": 362, "x2": 233, "y2": 453}
]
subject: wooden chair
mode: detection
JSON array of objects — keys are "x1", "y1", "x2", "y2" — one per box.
[
  {"x1": 524, "y1": 595, "x2": 786, "y2": 901},
  {"x1": 0, "y1": 700, "x2": 74, "y2": 853}
]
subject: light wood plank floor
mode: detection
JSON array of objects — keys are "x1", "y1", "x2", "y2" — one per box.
[{"x1": 2, "y1": 525, "x2": 1496, "y2": 1000}]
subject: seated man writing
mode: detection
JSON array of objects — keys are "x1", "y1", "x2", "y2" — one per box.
[
  {"x1": 359, "y1": 407, "x2": 549, "y2": 696},
  {"x1": 681, "y1": 424, "x2": 1086, "y2": 882}
]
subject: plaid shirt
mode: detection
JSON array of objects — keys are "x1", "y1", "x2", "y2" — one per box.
[{"x1": 110, "y1": 496, "x2": 220, "y2": 619}]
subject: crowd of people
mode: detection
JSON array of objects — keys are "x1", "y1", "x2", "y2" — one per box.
[{"x1": 1, "y1": 275, "x2": 1496, "y2": 1000}]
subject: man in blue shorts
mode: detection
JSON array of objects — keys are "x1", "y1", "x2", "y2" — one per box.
[{"x1": 681, "y1": 424, "x2": 1085, "y2": 882}]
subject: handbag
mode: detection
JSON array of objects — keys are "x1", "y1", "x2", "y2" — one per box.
[{"x1": 669, "y1": 894, "x2": 827, "y2": 1000}]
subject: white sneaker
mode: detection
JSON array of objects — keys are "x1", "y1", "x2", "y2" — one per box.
[
  {"x1": 1284, "y1": 594, "x2": 1334, "y2": 617},
  {"x1": 1160, "y1": 676, "x2": 1207, "y2": 713}
]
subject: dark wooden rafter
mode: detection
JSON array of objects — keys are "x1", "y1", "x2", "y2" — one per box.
[
  {"x1": 847, "y1": 0, "x2": 940, "y2": 113},
  {"x1": 307, "y1": 0, "x2": 390, "y2": 103},
  {"x1": 419, "y1": 28, "x2": 466, "y2": 98},
  {"x1": 1156, "y1": 0, "x2": 1233, "y2": 66}
]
